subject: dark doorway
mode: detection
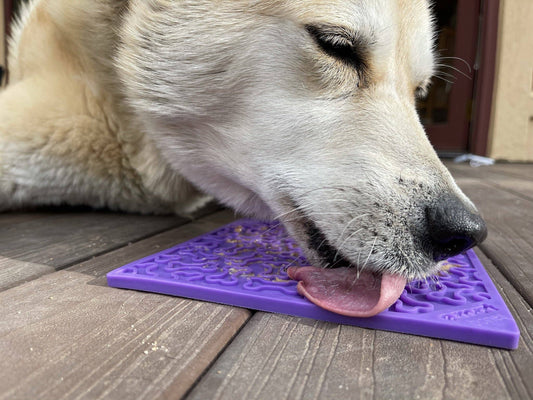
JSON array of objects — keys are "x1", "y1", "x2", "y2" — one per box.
[{"x1": 418, "y1": 0, "x2": 481, "y2": 154}]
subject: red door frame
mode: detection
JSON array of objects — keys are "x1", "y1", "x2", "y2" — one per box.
[{"x1": 470, "y1": 0, "x2": 500, "y2": 156}]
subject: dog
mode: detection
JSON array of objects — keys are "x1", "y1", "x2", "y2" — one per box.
[{"x1": 0, "y1": 0, "x2": 487, "y2": 316}]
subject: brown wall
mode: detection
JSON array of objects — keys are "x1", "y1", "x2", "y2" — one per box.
[
  {"x1": 488, "y1": 0, "x2": 533, "y2": 161},
  {"x1": 1, "y1": 1, "x2": 6, "y2": 87}
]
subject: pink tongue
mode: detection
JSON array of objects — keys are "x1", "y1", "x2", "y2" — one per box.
[{"x1": 287, "y1": 266, "x2": 407, "y2": 317}]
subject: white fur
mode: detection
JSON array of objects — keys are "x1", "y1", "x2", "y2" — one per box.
[{"x1": 0, "y1": 0, "x2": 480, "y2": 279}]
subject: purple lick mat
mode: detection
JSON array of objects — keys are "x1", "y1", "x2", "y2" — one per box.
[{"x1": 107, "y1": 219, "x2": 520, "y2": 349}]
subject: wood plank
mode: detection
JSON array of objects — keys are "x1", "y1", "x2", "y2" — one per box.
[
  {"x1": 0, "y1": 256, "x2": 54, "y2": 291},
  {"x1": 187, "y1": 248, "x2": 533, "y2": 400},
  {"x1": 0, "y1": 210, "x2": 248, "y2": 400},
  {"x1": 448, "y1": 163, "x2": 533, "y2": 201},
  {"x1": 0, "y1": 207, "x2": 235, "y2": 292},
  {"x1": 0, "y1": 271, "x2": 250, "y2": 400},
  {"x1": 70, "y1": 209, "x2": 238, "y2": 281},
  {"x1": 484, "y1": 163, "x2": 533, "y2": 180},
  {"x1": 0, "y1": 204, "x2": 228, "y2": 290},
  {"x1": 470, "y1": 249, "x2": 533, "y2": 399},
  {"x1": 0, "y1": 210, "x2": 189, "y2": 268},
  {"x1": 0, "y1": 211, "x2": 51, "y2": 228},
  {"x1": 444, "y1": 176, "x2": 533, "y2": 307}
]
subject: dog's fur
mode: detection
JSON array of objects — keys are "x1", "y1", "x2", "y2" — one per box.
[{"x1": 0, "y1": 0, "x2": 481, "y2": 280}]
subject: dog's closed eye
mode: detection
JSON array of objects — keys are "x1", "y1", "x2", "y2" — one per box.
[{"x1": 305, "y1": 24, "x2": 369, "y2": 83}]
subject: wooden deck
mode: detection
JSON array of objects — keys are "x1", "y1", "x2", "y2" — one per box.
[{"x1": 0, "y1": 163, "x2": 532, "y2": 400}]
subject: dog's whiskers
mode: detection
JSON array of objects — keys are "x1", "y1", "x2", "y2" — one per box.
[
  {"x1": 362, "y1": 237, "x2": 378, "y2": 269},
  {"x1": 432, "y1": 74, "x2": 454, "y2": 85},
  {"x1": 334, "y1": 227, "x2": 364, "y2": 263},
  {"x1": 434, "y1": 70, "x2": 456, "y2": 80},
  {"x1": 335, "y1": 213, "x2": 370, "y2": 249},
  {"x1": 434, "y1": 62, "x2": 472, "y2": 80},
  {"x1": 437, "y1": 55, "x2": 472, "y2": 73}
]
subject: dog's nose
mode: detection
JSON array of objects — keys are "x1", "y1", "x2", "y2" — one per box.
[{"x1": 426, "y1": 195, "x2": 487, "y2": 261}]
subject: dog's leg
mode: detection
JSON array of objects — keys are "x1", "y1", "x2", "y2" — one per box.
[
  {"x1": 0, "y1": 0, "x2": 210, "y2": 215},
  {"x1": 0, "y1": 77, "x2": 142, "y2": 212},
  {"x1": 0, "y1": 74, "x2": 214, "y2": 215},
  {"x1": 0, "y1": 0, "x2": 145, "y2": 212}
]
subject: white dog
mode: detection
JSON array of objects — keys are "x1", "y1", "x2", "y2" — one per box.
[{"x1": 0, "y1": 0, "x2": 486, "y2": 316}]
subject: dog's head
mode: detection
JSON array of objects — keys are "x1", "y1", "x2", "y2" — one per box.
[{"x1": 118, "y1": 0, "x2": 487, "y2": 316}]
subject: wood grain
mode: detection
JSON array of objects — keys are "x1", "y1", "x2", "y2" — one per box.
[
  {"x1": 0, "y1": 208, "x2": 234, "y2": 291},
  {"x1": 187, "y1": 314, "x2": 521, "y2": 400},
  {"x1": 486, "y1": 163, "x2": 533, "y2": 180},
  {"x1": 0, "y1": 271, "x2": 250, "y2": 400},
  {"x1": 446, "y1": 174, "x2": 533, "y2": 307},
  {"x1": 70, "y1": 209, "x2": 238, "y2": 280},
  {"x1": 0, "y1": 256, "x2": 54, "y2": 291},
  {"x1": 187, "y1": 248, "x2": 533, "y2": 400},
  {"x1": 448, "y1": 163, "x2": 533, "y2": 201},
  {"x1": 0, "y1": 209, "x2": 247, "y2": 400},
  {"x1": 0, "y1": 211, "x2": 50, "y2": 228},
  {"x1": 471, "y1": 249, "x2": 533, "y2": 400},
  {"x1": 0, "y1": 211, "x2": 188, "y2": 268}
]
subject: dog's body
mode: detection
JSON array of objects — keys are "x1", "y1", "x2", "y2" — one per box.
[
  {"x1": 1, "y1": 0, "x2": 209, "y2": 215},
  {"x1": 0, "y1": 0, "x2": 487, "y2": 314}
]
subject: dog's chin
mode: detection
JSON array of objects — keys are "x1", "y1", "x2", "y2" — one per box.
[{"x1": 282, "y1": 216, "x2": 408, "y2": 318}]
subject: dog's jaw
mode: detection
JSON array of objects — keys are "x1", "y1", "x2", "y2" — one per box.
[{"x1": 275, "y1": 202, "x2": 412, "y2": 317}]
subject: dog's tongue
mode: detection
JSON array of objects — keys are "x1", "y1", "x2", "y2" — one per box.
[{"x1": 287, "y1": 266, "x2": 406, "y2": 317}]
